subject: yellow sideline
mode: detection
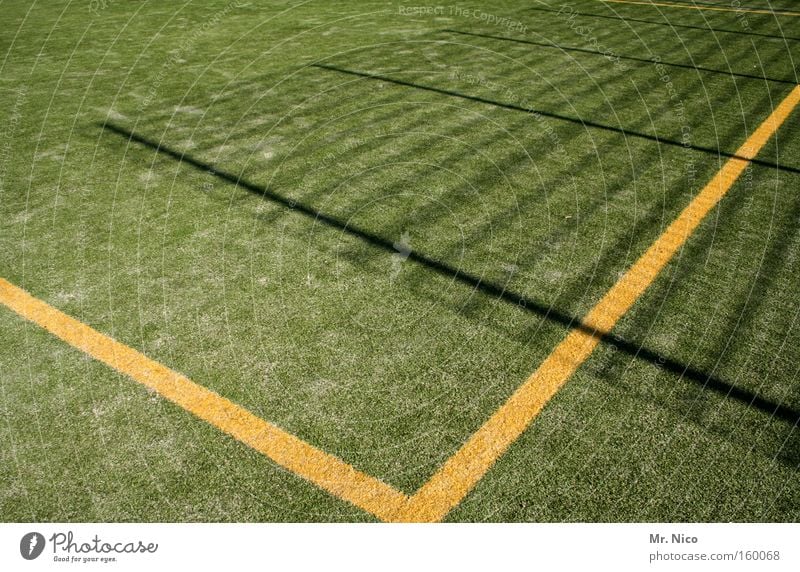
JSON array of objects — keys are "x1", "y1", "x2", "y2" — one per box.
[
  {"x1": 395, "y1": 84, "x2": 800, "y2": 522},
  {"x1": 0, "y1": 277, "x2": 409, "y2": 522}
]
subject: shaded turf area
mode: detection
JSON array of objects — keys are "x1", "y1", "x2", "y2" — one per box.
[{"x1": 1, "y1": 0, "x2": 798, "y2": 521}]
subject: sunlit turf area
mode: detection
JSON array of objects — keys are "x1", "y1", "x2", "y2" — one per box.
[{"x1": 1, "y1": 0, "x2": 799, "y2": 522}]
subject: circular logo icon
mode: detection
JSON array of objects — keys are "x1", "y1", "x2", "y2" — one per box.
[{"x1": 20, "y1": 532, "x2": 45, "y2": 560}]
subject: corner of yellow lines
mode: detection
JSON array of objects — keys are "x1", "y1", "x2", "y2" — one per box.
[{"x1": 2, "y1": 85, "x2": 798, "y2": 523}]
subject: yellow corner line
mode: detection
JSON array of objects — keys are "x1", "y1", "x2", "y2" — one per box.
[
  {"x1": 3, "y1": 84, "x2": 799, "y2": 523},
  {"x1": 0, "y1": 277, "x2": 409, "y2": 521},
  {"x1": 599, "y1": 0, "x2": 800, "y2": 17},
  {"x1": 396, "y1": 84, "x2": 800, "y2": 522}
]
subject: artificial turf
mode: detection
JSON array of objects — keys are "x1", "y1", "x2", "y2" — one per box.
[{"x1": 1, "y1": 0, "x2": 798, "y2": 521}]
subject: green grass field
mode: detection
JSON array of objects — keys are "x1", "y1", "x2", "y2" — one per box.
[{"x1": 1, "y1": 0, "x2": 799, "y2": 522}]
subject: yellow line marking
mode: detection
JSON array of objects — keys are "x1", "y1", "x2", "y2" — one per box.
[
  {"x1": 599, "y1": 0, "x2": 800, "y2": 17},
  {"x1": 0, "y1": 277, "x2": 409, "y2": 521},
  {"x1": 3, "y1": 85, "x2": 799, "y2": 523},
  {"x1": 396, "y1": 84, "x2": 800, "y2": 522}
]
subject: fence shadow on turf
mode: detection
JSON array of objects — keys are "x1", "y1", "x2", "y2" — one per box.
[
  {"x1": 311, "y1": 64, "x2": 800, "y2": 176},
  {"x1": 554, "y1": 157, "x2": 800, "y2": 465},
  {"x1": 99, "y1": 120, "x2": 800, "y2": 441},
  {"x1": 440, "y1": 29, "x2": 798, "y2": 86}
]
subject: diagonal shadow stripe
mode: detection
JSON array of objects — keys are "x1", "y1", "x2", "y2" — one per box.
[
  {"x1": 99, "y1": 120, "x2": 800, "y2": 428},
  {"x1": 312, "y1": 63, "x2": 800, "y2": 176},
  {"x1": 442, "y1": 29, "x2": 797, "y2": 85},
  {"x1": 525, "y1": 5, "x2": 800, "y2": 43}
]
